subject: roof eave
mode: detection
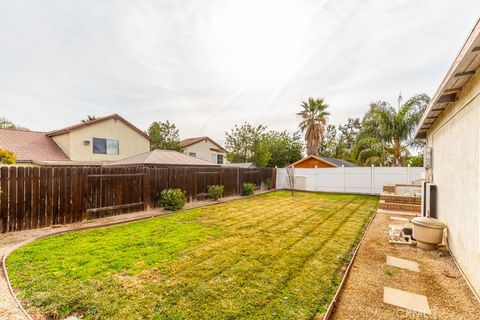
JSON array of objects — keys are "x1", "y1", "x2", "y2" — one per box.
[{"x1": 416, "y1": 18, "x2": 480, "y2": 139}]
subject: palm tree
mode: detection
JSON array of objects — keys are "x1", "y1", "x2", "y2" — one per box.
[
  {"x1": 366, "y1": 94, "x2": 429, "y2": 166},
  {"x1": 297, "y1": 98, "x2": 330, "y2": 156}
]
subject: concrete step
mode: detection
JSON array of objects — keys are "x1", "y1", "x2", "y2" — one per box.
[
  {"x1": 377, "y1": 208, "x2": 418, "y2": 216},
  {"x1": 380, "y1": 193, "x2": 421, "y2": 205},
  {"x1": 383, "y1": 184, "x2": 396, "y2": 193},
  {"x1": 379, "y1": 200, "x2": 421, "y2": 213}
]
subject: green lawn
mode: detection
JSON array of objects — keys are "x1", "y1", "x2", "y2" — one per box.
[{"x1": 7, "y1": 191, "x2": 378, "y2": 320}]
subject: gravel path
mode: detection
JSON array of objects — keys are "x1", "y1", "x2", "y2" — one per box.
[
  {"x1": 332, "y1": 213, "x2": 480, "y2": 320},
  {"x1": 0, "y1": 194, "x2": 253, "y2": 320}
]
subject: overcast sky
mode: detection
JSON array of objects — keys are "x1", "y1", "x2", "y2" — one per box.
[{"x1": 0, "y1": 1, "x2": 479, "y2": 143}]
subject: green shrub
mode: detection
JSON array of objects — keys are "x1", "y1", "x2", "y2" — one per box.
[
  {"x1": 160, "y1": 188, "x2": 186, "y2": 211},
  {"x1": 265, "y1": 178, "x2": 273, "y2": 190},
  {"x1": 208, "y1": 185, "x2": 224, "y2": 201},
  {"x1": 241, "y1": 183, "x2": 255, "y2": 196}
]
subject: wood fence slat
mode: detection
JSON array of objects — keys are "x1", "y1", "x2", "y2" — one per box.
[
  {"x1": 8, "y1": 167, "x2": 17, "y2": 232},
  {"x1": 1, "y1": 167, "x2": 9, "y2": 233},
  {"x1": 71, "y1": 167, "x2": 79, "y2": 222},
  {"x1": 52, "y1": 168, "x2": 59, "y2": 225},
  {"x1": 39, "y1": 167, "x2": 47, "y2": 228},
  {"x1": 46, "y1": 168, "x2": 53, "y2": 227},
  {"x1": 16, "y1": 167, "x2": 25, "y2": 231}
]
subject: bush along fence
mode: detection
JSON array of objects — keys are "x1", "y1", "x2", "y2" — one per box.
[{"x1": 0, "y1": 166, "x2": 276, "y2": 233}]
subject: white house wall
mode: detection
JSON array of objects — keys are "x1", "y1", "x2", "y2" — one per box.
[
  {"x1": 426, "y1": 71, "x2": 480, "y2": 296},
  {"x1": 52, "y1": 118, "x2": 150, "y2": 162}
]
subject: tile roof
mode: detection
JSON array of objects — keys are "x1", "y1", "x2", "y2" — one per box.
[
  {"x1": 0, "y1": 128, "x2": 69, "y2": 162},
  {"x1": 181, "y1": 136, "x2": 227, "y2": 152},
  {"x1": 47, "y1": 113, "x2": 150, "y2": 140},
  {"x1": 104, "y1": 149, "x2": 220, "y2": 167},
  {"x1": 320, "y1": 157, "x2": 358, "y2": 167}
]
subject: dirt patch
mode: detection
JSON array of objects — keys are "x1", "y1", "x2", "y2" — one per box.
[{"x1": 331, "y1": 213, "x2": 480, "y2": 320}]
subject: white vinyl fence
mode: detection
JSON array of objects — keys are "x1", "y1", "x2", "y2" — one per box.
[{"x1": 276, "y1": 166, "x2": 424, "y2": 195}]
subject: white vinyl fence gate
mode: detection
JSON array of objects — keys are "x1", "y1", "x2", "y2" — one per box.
[{"x1": 276, "y1": 166, "x2": 424, "y2": 195}]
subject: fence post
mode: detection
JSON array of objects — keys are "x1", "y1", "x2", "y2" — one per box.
[
  {"x1": 274, "y1": 166, "x2": 277, "y2": 189},
  {"x1": 143, "y1": 168, "x2": 150, "y2": 211},
  {"x1": 407, "y1": 164, "x2": 411, "y2": 183},
  {"x1": 342, "y1": 165, "x2": 345, "y2": 193},
  {"x1": 371, "y1": 164, "x2": 374, "y2": 195},
  {"x1": 237, "y1": 168, "x2": 240, "y2": 195}
]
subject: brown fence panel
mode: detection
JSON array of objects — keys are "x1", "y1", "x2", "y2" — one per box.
[{"x1": 0, "y1": 165, "x2": 276, "y2": 233}]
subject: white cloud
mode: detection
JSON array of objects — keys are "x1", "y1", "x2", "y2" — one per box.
[{"x1": 0, "y1": 0, "x2": 478, "y2": 142}]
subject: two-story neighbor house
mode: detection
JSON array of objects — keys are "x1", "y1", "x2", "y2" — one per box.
[
  {"x1": 0, "y1": 114, "x2": 150, "y2": 166},
  {"x1": 181, "y1": 136, "x2": 228, "y2": 164}
]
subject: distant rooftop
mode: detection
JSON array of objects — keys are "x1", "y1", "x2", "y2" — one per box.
[
  {"x1": 181, "y1": 136, "x2": 227, "y2": 152},
  {"x1": 104, "y1": 149, "x2": 220, "y2": 167},
  {"x1": 222, "y1": 162, "x2": 256, "y2": 168}
]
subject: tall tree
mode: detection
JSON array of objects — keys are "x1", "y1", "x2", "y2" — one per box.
[
  {"x1": 147, "y1": 120, "x2": 183, "y2": 151},
  {"x1": 264, "y1": 131, "x2": 303, "y2": 167},
  {"x1": 337, "y1": 118, "x2": 361, "y2": 156},
  {"x1": 320, "y1": 124, "x2": 337, "y2": 158},
  {"x1": 297, "y1": 98, "x2": 330, "y2": 156},
  {"x1": 361, "y1": 93, "x2": 430, "y2": 166},
  {"x1": 225, "y1": 123, "x2": 267, "y2": 164},
  {"x1": 0, "y1": 117, "x2": 28, "y2": 130},
  {"x1": 81, "y1": 115, "x2": 97, "y2": 123}
]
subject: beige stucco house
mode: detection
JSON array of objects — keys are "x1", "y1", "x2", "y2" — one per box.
[
  {"x1": 416, "y1": 18, "x2": 480, "y2": 297},
  {"x1": 0, "y1": 114, "x2": 150, "y2": 166},
  {"x1": 47, "y1": 114, "x2": 150, "y2": 163},
  {"x1": 181, "y1": 136, "x2": 228, "y2": 164}
]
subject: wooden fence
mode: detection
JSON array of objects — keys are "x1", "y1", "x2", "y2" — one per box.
[{"x1": 0, "y1": 166, "x2": 276, "y2": 233}]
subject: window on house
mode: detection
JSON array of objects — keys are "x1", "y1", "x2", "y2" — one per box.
[
  {"x1": 189, "y1": 152, "x2": 196, "y2": 157},
  {"x1": 217, "y1": 154, "x2": 224, "y2": 164},
  {"x1": 92, "y1": 138, "x2": 119, "y2": 155}
]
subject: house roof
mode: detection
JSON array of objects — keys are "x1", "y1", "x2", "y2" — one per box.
[
  {"x1": 104, "y1": 149, "x2": 220, "y2": 167},
  {"x1": 222, "y1": 162, "x2": 256, "y2": 168},
  {"x1": 0, "y1": 128, "x2": 69, "y2": 162},
  {"x1": 416, "y1": 18, "x2": 480, "y2": 139},
  {"x1": 47, "y1": 114, "x2": 151, "y2": 140},
  {"x1": 320, "y1": 156, "x2": 359, "y2": 167},
  {"x1": 288, "y1": 155, "x2": 358, "y2": 168},
  {"x1": 181, "y1": 136, "x2": 227, "y2": 152}
]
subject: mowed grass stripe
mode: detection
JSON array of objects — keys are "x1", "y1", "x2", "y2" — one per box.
[
  {"x1": 155, "y1": 197, "x2": 373, "y2": 319},
  {"x1": 173, "y1": 194, "x2": 339, "y2": 266},
  {"x1": 175, "y1": 199, "x2": 370, "y2": 319},
  {"x1": 247, "y1": 200, "x2": 373, "y2": 318},
  {"x1": 178, "y1": 198, "x2": 359, "y2": 279},
  {"x1": 173, "y1": 196, "x2": 354, "y2": 275},
  {"x1": 6, "y1": 191, "x2": 378, "y2": 320},
  {"x1": 170, "y1": 200, "x2": 311, "y2": 270}
]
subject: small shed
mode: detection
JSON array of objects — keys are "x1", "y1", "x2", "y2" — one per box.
[{"x1": 287, "y1": 155, "x2": 358, "y2": 168}]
